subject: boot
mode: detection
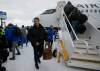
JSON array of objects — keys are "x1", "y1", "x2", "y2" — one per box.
[
  {"x1": 35, "y1": 64, "x2": 39, "y2": 69},
  {"x1": 9, "y1": 57, "x2": 15, "y2": 60},
  {"x1": 16, "y1": 52, "x2": 21, "y2": 55}
]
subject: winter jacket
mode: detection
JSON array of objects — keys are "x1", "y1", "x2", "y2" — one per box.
[
  {"x1": 5, "y1": 26, "x2": 20, "y2": 43},
  {"x1": 47, "y1": 27, "x2": 54, "y2": 42},
  {"x1": 28, "y1": 24, "x2": 47, "y2": 46},
  {"x1": 21, "y1": 28, "x2": 27, "y2": 37}
]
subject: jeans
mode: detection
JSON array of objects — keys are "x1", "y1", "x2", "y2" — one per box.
[{"x1": 12, "y1": 41, "x2": 20, "y2": 58}]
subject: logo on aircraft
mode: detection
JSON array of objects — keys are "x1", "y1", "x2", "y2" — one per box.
[{"x1": 77, "y1": 4, "x2": 99, "y2": 8}]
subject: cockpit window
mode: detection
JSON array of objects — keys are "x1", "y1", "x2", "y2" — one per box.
[{"x1": 42, "y1": 9, "x2": 56, "y2": 14}]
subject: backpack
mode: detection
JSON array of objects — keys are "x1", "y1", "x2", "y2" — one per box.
[
  {"x1": 79, "y1": 14, "x2": 88, "y2": 24},
  {"x1": 12, "y1": 27, "x2": 21, "y2": 36}
]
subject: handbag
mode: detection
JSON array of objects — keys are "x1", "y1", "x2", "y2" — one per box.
[{"x1": 43, "y1": 43, "x2": 52, "y2": 60}]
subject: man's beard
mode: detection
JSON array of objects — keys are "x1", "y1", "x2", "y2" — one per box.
[{"x1": 34, "y1": 24, "x2": 39, "y2": 29}]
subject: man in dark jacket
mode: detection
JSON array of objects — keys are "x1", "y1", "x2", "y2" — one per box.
[{"x1": 28, "y1": 17, "x2": 47, "y2": 69}]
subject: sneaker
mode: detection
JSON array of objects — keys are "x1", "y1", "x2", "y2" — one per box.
[
  {"x1": 9, "y1": 57, "x2": 15, "y2": 60},
  {"x1": 1, "y1": 66, "x2": 6, "y2": 71},
  {"x1": 35, "y1": 64, "x2": 39, "y2": 69}
]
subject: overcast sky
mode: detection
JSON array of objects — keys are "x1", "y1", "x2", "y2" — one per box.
[{"x1": 0, "y1": 0, "x2": 99, "y2": 26}]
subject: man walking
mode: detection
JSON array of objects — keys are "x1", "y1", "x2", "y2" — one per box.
[
  {"x1": 28, "y1": 17, "x2": 47, "y2": 69},
  {"x1": 47, "y1": 25, "x2": 54, "y2": 48},
  {"x1": 5, "y1": 24, "x2": 21, "y2": 60},
  {"x1": 21, "y1": 25, "x2": 28, "y2": 46}
]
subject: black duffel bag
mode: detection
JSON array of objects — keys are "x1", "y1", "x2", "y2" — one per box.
[
  {"x1": 79, "y1": 14, "x2": 88, "y2": 24},
  {"x1": 76, "y1": 24, "x2": 86, "y2": 34}
]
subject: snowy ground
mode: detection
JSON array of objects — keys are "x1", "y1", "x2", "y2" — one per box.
[{"x1": 3, "y1": 43, "x2": 91, "y2": 71}]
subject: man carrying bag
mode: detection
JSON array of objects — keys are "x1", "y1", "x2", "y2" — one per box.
[{"x1": 28, "y1": 17, "x2": 47, "y2": 69}]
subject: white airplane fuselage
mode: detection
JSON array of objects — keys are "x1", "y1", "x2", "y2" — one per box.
[{"x1": 38, "y1": 0, "x2": 100, "y2": 29}]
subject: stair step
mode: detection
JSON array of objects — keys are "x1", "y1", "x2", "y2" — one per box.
[
  {"x1": 74, "y1": 48, "x2": 98, "y2": 55},
  {"x1": 67, "y1": 60, "x2": 100, "y2": 70},
  {"x1": 73, "y1": 41, "x2": 86, "y2": 44},
  {"x1": 75, "y1": 42, "x2": 96, "y2": 45},
  {"x1": 74, "y1": 39, "x2": 89, "y2": 43},
  {"x1": 74, "y1": 43, "x2": 96, "y2": 49},
  {"x1": 71, "y1": 53, "x2": 100, "y2": 63},
  {"x1": 74, "y1": 40, "x2": 96, "y2": 46},
  {"x1": 74, "y1": 44, "x2": 87, "y2": 49},
  {"x1": 78, "y1": 36, "x2": 89, "y2": 41},
  {"x1": 79, "y1": 38, "x2": 89, "y2": 41},
  {"x1": 74, "y1": 45, "x2": 95, "y2": 49}
]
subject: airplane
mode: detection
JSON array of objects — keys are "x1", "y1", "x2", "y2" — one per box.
[
  {"x1": 38, "y1": 0, "x2": 100, "y2": 30},
  {"x1": 38, "y1": 1, "x2": 100, "y2": 70}
]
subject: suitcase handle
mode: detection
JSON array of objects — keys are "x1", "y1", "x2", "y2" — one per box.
[{"x1": 44, "y1": 42, "x2": 51, "y2": 50}]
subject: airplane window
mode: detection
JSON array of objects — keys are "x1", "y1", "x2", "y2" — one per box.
[
  {"x1": 99, "y1": 10, "x2": 100, "y2": 13},
  {"x1": 42, "y1": 9, "x2": 56, "y2": 14},
  {"x1": 86, "y1": 10, "x2": 88, "y2": 12},
  {"x1": 90, "y1": 9, "x2": 93, "y2": 13},
  {"x1": 94, "y1": 9, "x2": 97, "y2": 13}
]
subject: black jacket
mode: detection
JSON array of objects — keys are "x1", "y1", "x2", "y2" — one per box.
[
  {"x1": 28, "y1": 24, "x2": 47, "y2": 46},
  {"x1": 0, "y1": 35, "x2": 8, "y2": 48}
]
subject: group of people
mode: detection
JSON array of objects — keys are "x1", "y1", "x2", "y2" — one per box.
[
  {"x1": 0, "y1": 17, "x2": 57, "y2": 70},
  {"x1": 0, "y1": 23, "x2": 28, "y2": 71}
]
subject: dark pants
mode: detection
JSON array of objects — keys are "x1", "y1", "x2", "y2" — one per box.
[
  {"x1": 8, "y1": 40, "x2": 12, "y2": 52},
  {"x1": 32, "y1": 44, "x2": 44, "y2": 65}
]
